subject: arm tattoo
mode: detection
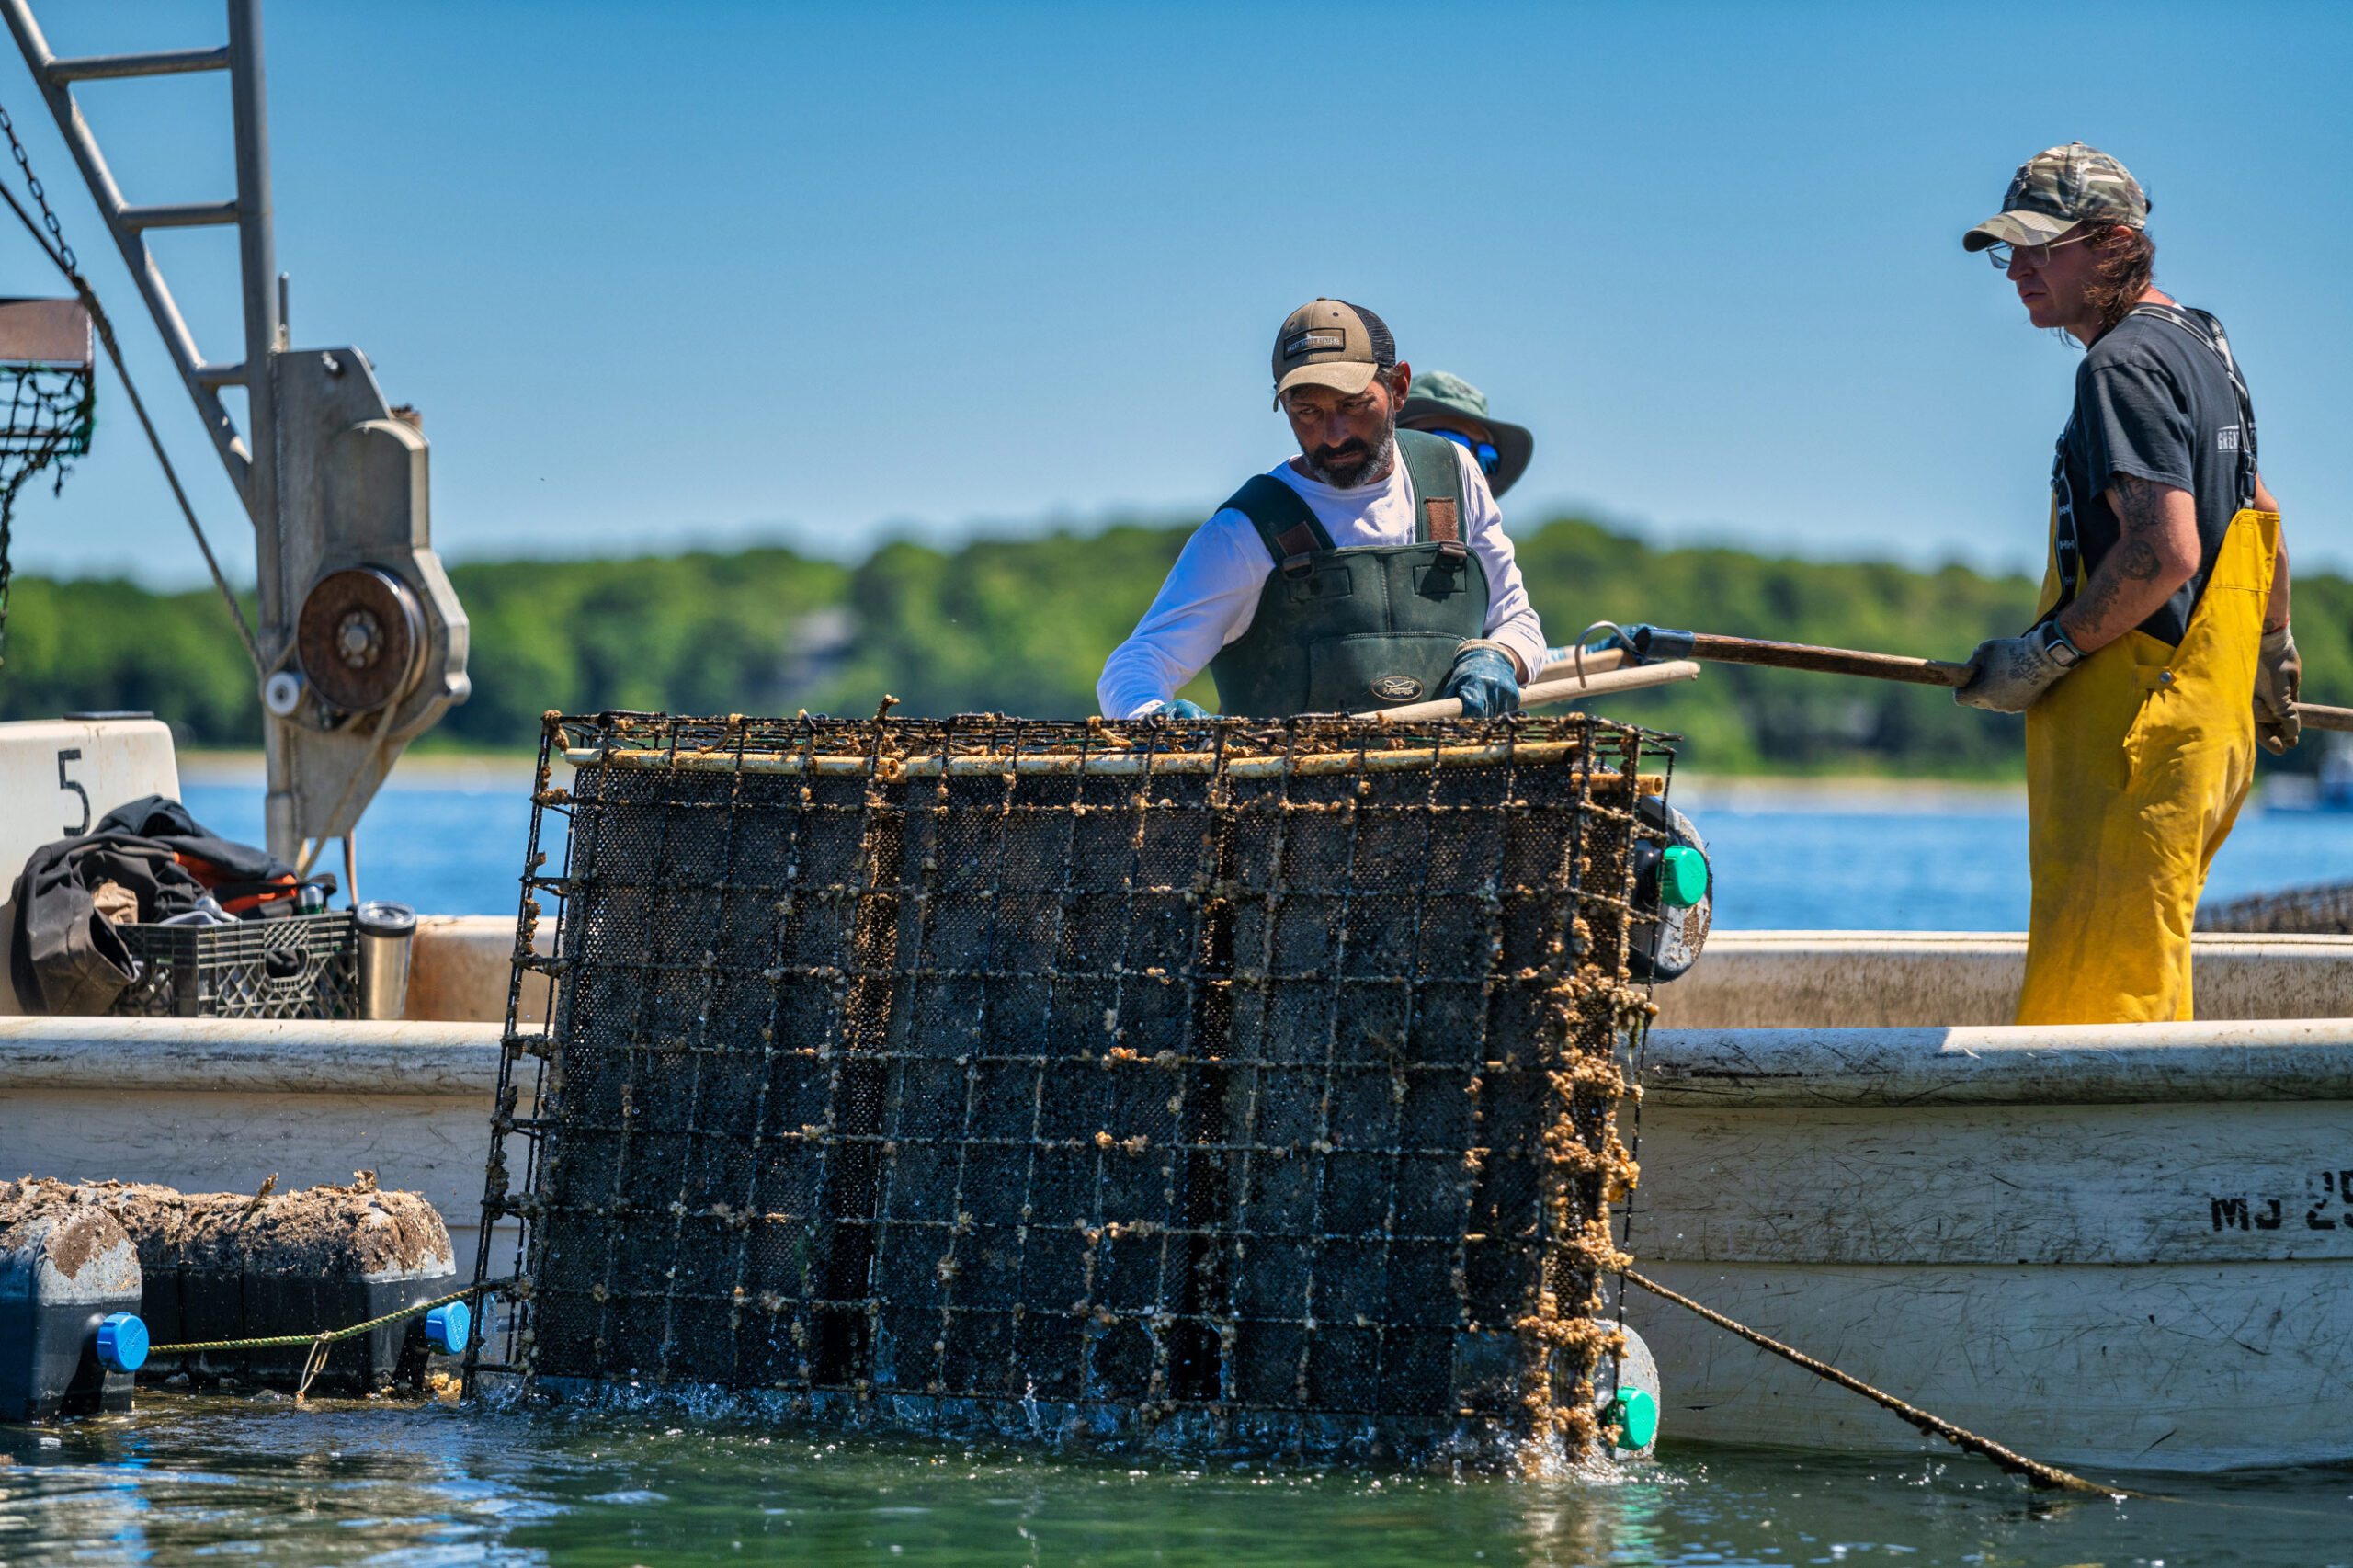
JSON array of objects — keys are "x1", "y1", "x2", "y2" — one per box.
[
  {"x1": 2063, "y1": 476, "x2": 2188, "y2": 638},
  {"x1": 2111, "y1": 474, "x2": 2167, "y2": 534},
  {"x1": 2113, "y1": 536, "x2": 2165, "y2": 582},
  {"x1": 2074, "y1": 562, "x2": 2124, "y2": 625}
]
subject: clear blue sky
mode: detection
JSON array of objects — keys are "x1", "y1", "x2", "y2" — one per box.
[{"x1": 3, "y1": 1, "x2": 2347, "y2": 588}]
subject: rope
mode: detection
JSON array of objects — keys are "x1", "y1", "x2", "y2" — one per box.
[
  {"x1": 145, "y1": 1277, "x2": 508, "y2": 1358},
  {"x1": 1620, "y1": 1267, "x2": 2131, "y2": 1496}
]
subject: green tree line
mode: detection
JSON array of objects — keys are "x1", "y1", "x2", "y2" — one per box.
[{"x1": 5, "y1": 513, "x2": 2345, "y2": 777}]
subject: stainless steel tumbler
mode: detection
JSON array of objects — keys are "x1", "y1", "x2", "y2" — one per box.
[{"x1": 355, "y1": 900, "x2": 417, "y2": 1021}]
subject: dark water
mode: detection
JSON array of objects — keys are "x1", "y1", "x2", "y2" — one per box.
[
  {"x1": 181, "y1": 771, "x2": 2353, "y2": 930},
  {"x1": 2, "y1": 1397, "x2": 2347, "y2": 1567}
]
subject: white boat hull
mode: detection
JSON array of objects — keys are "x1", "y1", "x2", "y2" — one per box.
[
  {"x1": 1632, "y1": 1258, "x2": 2347, "y2": 1470},
  {"x1": 4, "y1": 921, "x2": 2347, "y2": 1470},
  {"x1": 1633, "y1": 1018, "x2": 2353, "y2": 1470}
]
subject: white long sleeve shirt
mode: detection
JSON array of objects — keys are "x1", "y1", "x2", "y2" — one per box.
[{"x1": 1097, "y1": 440, "x2": 1546, "y2": 718}]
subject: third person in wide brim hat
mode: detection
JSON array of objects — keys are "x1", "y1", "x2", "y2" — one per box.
[{"x1": 1396, "y1": 369, "x2": 1534, "y2": 499}]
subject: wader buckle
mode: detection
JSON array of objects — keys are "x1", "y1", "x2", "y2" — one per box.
[
  {"x1": 1274, "y1": 521, "x2": 1323, "y2": 582},
  {"x1": 1430, "y1": 540, "x2": 1470, "y2": 574}
]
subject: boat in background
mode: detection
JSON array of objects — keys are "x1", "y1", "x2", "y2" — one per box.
[{"x1": 2261, "y1": 735, "x2": 2353, "y2": 813}]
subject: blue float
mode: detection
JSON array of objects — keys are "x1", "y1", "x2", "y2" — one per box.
[
  {"x1": 96, "y1": 1313, "x2": 149, "y2": 1373},
  {"x1": 425, "y1": 1300, "x2": 470, "y2": 1354}
]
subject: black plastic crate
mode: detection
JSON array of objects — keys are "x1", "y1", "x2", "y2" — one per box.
[{"x1": 110, "y1": 912, "x2": 358, "y2": 1019}]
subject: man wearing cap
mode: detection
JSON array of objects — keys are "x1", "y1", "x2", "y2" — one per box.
[
  {"x1": 1399, "y1": 370, "x2": 1536, "y2": 499},
  {"x1": 1953, "y1": 142, "x2": 2295, "y2": 1025},
  {"x1": 1097, "y1": 300, "x2": 1544, "y2": 720}
]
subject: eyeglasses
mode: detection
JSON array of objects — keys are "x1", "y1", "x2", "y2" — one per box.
[
  {"x1": 1984, "y1": 230, "x2": 2095, "y2": 270},
  {"x1": 1429, "y1": 426, "x2": 1500, "y2": 476}
]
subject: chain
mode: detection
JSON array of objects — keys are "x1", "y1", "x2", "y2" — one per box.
[{"x1": 0, "y1": 101, "x2": 72, "y2": 273}]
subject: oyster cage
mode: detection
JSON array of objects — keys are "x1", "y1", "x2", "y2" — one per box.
[{"x1": 469, "y1": 711, "x2": 1674, "y2": 1468}]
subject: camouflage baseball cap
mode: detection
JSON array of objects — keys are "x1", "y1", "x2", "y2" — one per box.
[
  {"x1": 1961, "y1": 142, "x2": 2150, "y2": 252},
  {"x1": 1270, "y1": 299, "x2": 1395, "y2": 407}
]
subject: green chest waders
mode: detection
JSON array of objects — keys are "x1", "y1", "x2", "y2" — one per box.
[{"x1": 1207, "y1": 428, "x2": 1491, "y2": 717}]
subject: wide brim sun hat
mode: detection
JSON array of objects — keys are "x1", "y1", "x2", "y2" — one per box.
[{"x1": 1397, "y1": 370, "x2": 1534, "y2": 497}]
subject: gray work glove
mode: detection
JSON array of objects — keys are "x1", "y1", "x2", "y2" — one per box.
[
  {"x1": 1134, "y1": 698, "x2": 1211, "y2": 720},
  {"x1": 2254, "y1": 625, "x2": 2302, "y2": 755},
  {"x1": 1956, "y1": 622, "x2": 2081, "y2": 713}
]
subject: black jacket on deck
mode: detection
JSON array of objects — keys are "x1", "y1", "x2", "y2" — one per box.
[{"x1": 7, "y1": 796, "x2": 300, "y2": 1016}]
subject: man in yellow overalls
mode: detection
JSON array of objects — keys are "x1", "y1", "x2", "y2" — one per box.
[{"x1": 1954, "y1": 143, "x2": 2300, "y2": 1024}]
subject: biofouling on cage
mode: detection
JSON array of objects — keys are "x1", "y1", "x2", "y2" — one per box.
[{"x1": 473, "y1": 713, "x2": 1694, "y2": 1470}]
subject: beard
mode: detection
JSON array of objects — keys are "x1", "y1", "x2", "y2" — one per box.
[{"x1": 1303, "y1": 415, "x2": 1398, "y2": 489}]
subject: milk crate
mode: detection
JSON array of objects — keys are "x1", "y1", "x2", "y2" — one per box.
[{"x1": 111, "y1": 911, "x2": 358, "y2": 1019}]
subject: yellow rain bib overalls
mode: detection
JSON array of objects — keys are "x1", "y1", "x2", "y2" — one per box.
[{"x1": 2017, "y1": 303, "x2": 2274, "y2": 1025}]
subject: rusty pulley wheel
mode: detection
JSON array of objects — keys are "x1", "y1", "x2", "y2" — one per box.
[{"x1": 296, "y1": 566, "x2": 425, "y2": 712}]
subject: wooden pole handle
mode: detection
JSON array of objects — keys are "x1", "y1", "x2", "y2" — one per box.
[
  {"x1": 1620, "y1": 628, "x2": 2353, "y2": 737},
  {"x1": 2297, "y1": 702, "x2": 2353, "y2": 734},
  {"x1": 1637, "y1": 628, "x2": 1974, "y2": 688},
  {"x1": 1632, "y1": 629, "x2": 2353, "y2": 732},
  {"x1": 1359, "y1": 659, "x2": 1701, "y2": 722},
  {"x1": 1534, "y1": 645, "x2": 1628, "y2": 682}
]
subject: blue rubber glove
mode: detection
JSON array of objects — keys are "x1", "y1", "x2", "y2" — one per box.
[
  {"x1": 1439, "y1": 645, "x2": 1520, "y2": 718},
  {"x1": 1136, "y1": 698, "x2": 1211, "y2": 720},
  {"x1": 1545, "y1": 629, "x2": 1638, "y2": 667},
  {"x1": 1621, "y1": 625, "x2": 1694, "y2": 663},
  {"x1": 1542, "y1": 634, "x2": 1639, "y2": 674}
]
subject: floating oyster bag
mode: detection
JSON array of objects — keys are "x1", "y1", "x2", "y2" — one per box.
[{"x1": 474, "y1": 713, "x2": 1674, "y2": 1467}]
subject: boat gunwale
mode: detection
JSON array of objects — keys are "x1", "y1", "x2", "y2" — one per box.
[
  {"x1": 0, "y1": 1017, "x2": 504, "y2": 1094},
  {"x1": 1646, "y1": 1019, "x2": 2353, "y2": 1107}
]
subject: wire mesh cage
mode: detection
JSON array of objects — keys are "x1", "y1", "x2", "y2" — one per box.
[
  {"x1": 472, "y1": 711, "x2": 1675, "y2": 1467},
  {"x1": 2197, "y1": 879, "x2": 2353, "y2": 936}
]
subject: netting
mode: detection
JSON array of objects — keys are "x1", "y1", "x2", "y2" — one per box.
[
  {"x1": 0, "y1": 358, "x2": 93, "y2": 663},
  {"x1": 472, "y1": 710, "x2": 1674, "y2": 1468},
  {"x1": 2198, "y1": 878, "x2": 2353, "y2": 935}
]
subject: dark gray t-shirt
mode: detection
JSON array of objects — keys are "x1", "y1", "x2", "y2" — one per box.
[{"x1": 2058, "y1": 307, "x2": 2253, "y2": 645}]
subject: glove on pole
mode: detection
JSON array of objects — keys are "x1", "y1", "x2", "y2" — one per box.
[
  {"x1": 1439, "y1": 642, "x2": 1521, "y2": 718},
  {"x1": 2254, "y1": 626, "x2": 2302, "y2": 755},
  {"x1": 1955, "y1": 624, "x2": 2080, "y2": 714}
]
